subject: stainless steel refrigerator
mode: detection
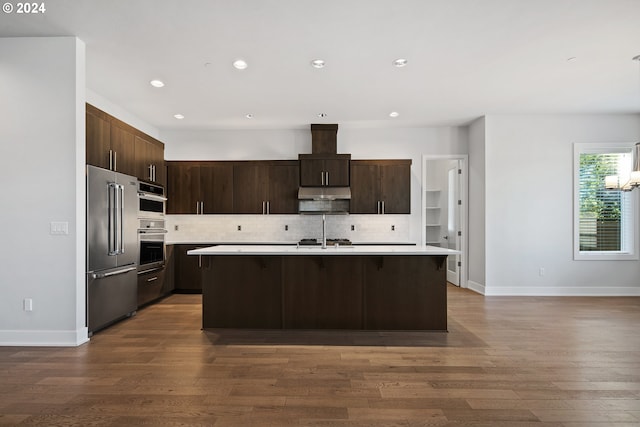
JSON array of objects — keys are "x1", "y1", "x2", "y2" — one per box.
[{"x1": 86, "y1": 165, "x2": 138, "y2": 334}]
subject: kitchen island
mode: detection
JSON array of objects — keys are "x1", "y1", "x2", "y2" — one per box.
[{"x1": 189, "y1": 245, "x2": 459, "y2": 331}]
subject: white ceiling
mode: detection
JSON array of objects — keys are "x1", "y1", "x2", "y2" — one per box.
[{"x1": 2, "y1": 0, "x2": 640, "y2": 130}]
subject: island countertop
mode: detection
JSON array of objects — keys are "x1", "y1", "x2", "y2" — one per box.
[{"x1": 188, "y1": 244, "x2": 460, "y2": 256}]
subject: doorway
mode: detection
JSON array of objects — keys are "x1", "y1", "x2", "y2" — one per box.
[{"x1": 423, "y1": 155, "x2": 467, "y2": 288}]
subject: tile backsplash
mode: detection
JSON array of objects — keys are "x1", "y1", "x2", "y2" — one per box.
[{"x1": 165, "y1": 214, "x2": 411, "y2": 244}]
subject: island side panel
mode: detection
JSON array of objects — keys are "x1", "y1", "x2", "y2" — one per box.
[
  {"x1": 282, "y1": 256, "x2": 364, "y2": 329},
  {"x1": 202, "y1": 256, "x2": 283, "y2": 328},
  {"x1": 363, "y1": 255, "x2": 447, "y2": 331}
]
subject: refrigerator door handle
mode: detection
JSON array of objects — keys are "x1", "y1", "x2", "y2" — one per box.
[
  {"x1": 108, "y1": 182, "x2": 118, "y2": 255},
  {"x1": 118, "y1": 183, "x2": 125, "y2": 254},
  {"x1": 91, "y1": 266, "x2": 137, "y2": 279}
]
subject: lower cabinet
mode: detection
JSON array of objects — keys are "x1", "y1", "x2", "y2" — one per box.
[
  {"x1": 137, "y1": 267, "x2": 166, "y2": 307},
  {"x1": 203, "y1": 256, "x2": 282, "y2": 328},
  {"x1": 174, "y1": 244, "x2": 209, "y2": 292},
  {"x1": 282, "y1": 256, "x2": 363, "y2": 329},
  {"x1": 200, "y1": 254, "x2": 448, "y2": 330}
]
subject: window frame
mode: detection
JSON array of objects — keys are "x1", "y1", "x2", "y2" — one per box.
[{"x1": 573, "y1": 143, "x2": 639, "y2": 261}]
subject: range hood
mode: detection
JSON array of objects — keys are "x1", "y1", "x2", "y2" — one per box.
[{"x1": 298, "y1": 186, "x2": 351, "y2": 201}]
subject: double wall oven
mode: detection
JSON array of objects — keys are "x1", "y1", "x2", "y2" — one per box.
[{"x1": 137, "y1": 181, "x2": 167, "y2": 273}]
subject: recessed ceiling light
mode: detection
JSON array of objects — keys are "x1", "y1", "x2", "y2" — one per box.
[
  {"x1": 150, "y1": 79, "x2": 165, "y2": 88},
  {"x1": 311, "y1": 59, "x2": 325, "y2": 69},
  {"x1": 233, "y1": 59, "x2": 248, "y2": 70},
  {"x1": 317, "y1": 113, "x2": 328, "y2": 118},
  {"x1": 245, "y1": 114, "x2": 254, "y2": 119},
  {"x1": 389, "y1": 111, "x2": 399, "y2": 118},
  {"x1": 174, "y1": 114, "x2": 184, "y2": 120},
  {"x1": 567, "y1": 56, "x2": 577, "y2": 62},
  {"x1": 393, "y1": 58, "x2": 408, "y2": 68}
]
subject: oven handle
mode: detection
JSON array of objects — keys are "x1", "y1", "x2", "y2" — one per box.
[
  {"x1": 138, "y1": 229, "x2": 168, "y2": 234},
  {"x1": 138, "y1": 192, "x2": 167, "y2": 202}
]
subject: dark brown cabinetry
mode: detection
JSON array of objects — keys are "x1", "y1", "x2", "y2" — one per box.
[
  {"x1": 135, "y1": 135, "x2": 166, "y2": 186},
  {"x1": 203, "y1": 256, "x2": 282, "y2": 328},
  {"x1": 350, "y1": 160, "x2": 411, "y2": 214},
  {"x1": 86, "y1": 104, "x2": 165, "y2": 185},
  {"x1": 174, "y1": 244, "x2": 209, "y2": 292},
  {"x1": 283, "y1": 256, "x2": 363, "y2": 329},
  {"x1": 137, "y1": 267, "x2": 166, "y2": 307},
  {"x1": 299, "y1": 154, "x2": 350, "y2": 187},
  {"x1": 363, "y1": 256, "x2": 447, "y2": 330},
  {"x1": 201, "y1": 254, "x2": 448, "y2": 331},
  {"x1": 167, "y1": 162, "x2": 233, "y2": 214},
  {"x1": 233, "y1": 161, "x2": 299, "y2": 214}
]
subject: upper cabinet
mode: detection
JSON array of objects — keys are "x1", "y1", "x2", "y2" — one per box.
[
  {"x1": 233, "y1": 161, "x2": 299, "y2": 214},
  {"x1": 135, "y1": 134, "x2": 166, "y2": 186},
  {"x1": 299, "y1": 154, "x2": 350, "y2": 187},
  {"x1": 350, "y1": 160, "x2": 411, "y2": 214},
  {"x1": 86, "y1": 104, "x2": 165, "y2": 186},
  {"x1": 167, "y1": 162, "x2": 233, "y2": 214}
]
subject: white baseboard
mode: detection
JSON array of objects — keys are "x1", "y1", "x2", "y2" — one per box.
[
  {"x1": 484, "y1": 286, "x2": 640, "y2": 296},
  {"x1": 466, "y1": 280, "x2": 486, "y2": 295},
  {"x1": 0, "y1": 328, "x2": 89, "y2": 347}
]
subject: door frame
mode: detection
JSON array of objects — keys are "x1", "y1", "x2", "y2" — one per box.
[{"x1": 422, "y1": 154, "x2": 468, "y2": 289}]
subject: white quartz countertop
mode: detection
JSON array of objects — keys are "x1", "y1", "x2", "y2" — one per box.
[{"x1": 188, "y1": 244, "x2": 460, "y2": 256}]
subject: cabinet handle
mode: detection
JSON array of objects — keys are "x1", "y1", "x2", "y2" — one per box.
[
  {"x1": 377, "y1": 201, "x2": 380, "y2": 214},
  {"x1": 267, "y1": 201, "x2": 270, "y2": 215},
  {"x1": 109, "y1": 150, "x2": 113, "y2": 170},
  {"x1": 196, "y1": 202, "x2": 200, "y2": 215},
  {"x1": 200, "y1": 201, "x2": 204, "y2": 214},
  {"x1": 198, "y1": 255, "x2": 202, "y2": 268},
  {"x1": 147, "y1": 276, "x2": 158, "y2": 282},
  {"x1": 153, "y1": 165, "x2": 157, "y2": 182},
  {"x1": 114, "y1": 151, "x2": 117, "y2": 171},
  {"x1": 381, "y1": 200, "x2": 385, "y2": 214},
  {"x1": 320, "y1": 171, "x2": 324, "y2": 186},
  {"x1": 326, "y1": 171, "x2": 329, "y2": 186}
]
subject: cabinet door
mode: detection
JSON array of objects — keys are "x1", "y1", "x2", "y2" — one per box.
[
  {"x1": 380, "y1": 162, "x2": 411, "y2": 214},
  {"x1": 110, "y1": 125, "x2": 136, "y2": 176},
  {"x1": 174, "y1": 244, "x2": 205, "y2": 292},
  {"x1": 323, "y1": 158, "x2": 350, "y2": 186},
  {"x1": 148, "y1": 141, "x2": 166, "y2": 186},
  {"x1": 167, "y1": 163, "x2": 201, "y2": 214},
  {"x1": 86, "y1": 108, "x2": 111, "y2": 169},
  {"x1": 268, "y1": 163, "x2": 300, "y2": 214},
  {"x1": 364, "y1": 256, "x2": 447, "y2": 330},
  {"x1": 137, "y1": 267, "x2": 166, "y2": 307},
  {"x1": 299, "y1": 158, "x2": 325, "y2": 186},
  {"x1": 233, "y1": 163, "x2": 269, "y2": 214},
  {"x1": 134, "y1": 135, "x2": 153, "y2": 182},
  {"x1": 203, "y1": 256, "x2": 282, "y2": 328},
  {"x1": 163, "y1": 245, "x2": 175, "y2": 294},
  {"x1": 350, "y1": 162, "x2": 380, "y2": 214},
  {"x1": 200, "y1": 163, "x2": 234, "y2": 214},
  {"x1": 283, "y1": 256, "x2": 363, "y2": 329}
]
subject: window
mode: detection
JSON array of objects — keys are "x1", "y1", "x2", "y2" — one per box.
[{"x1": 574, "y1": 143, "x2": 638, "y2": 260}]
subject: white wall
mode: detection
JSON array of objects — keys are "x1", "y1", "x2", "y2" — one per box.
[
  {"x1": 484, "y1": 114, "x2": 640, "y2": 296},
  {"x1": 162, "y1": 126, "x2": 469, "y2": 244},
  {"x1": 0, "y1": 37, "x2": 87, "y2": 345}
]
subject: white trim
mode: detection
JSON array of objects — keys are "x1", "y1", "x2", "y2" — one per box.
[
  {"x1": 466, "y1": 280, "x2": 486, "y2": 295},
  {"x1": 484, "y1": 286, "x2": 640, "y2": 297},
  {"x1": 0, "y1": 328, "x2": 90, "y2": 347},
  {"x1": 422, "y1": 154, "x2": 469, "y2": 289},
  {"x1": 573, "y1": 142, "x2": 639, "y2": 261}
]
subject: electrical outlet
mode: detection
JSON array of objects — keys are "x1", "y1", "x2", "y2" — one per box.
[
  {"x1": 174, "y1": 225, "x2": 179, "y2": 231},
  {"x1": 50, "y1": 221, "x2": 69, "y2": 235},
  {"x1": 539, "y1": 267, "x2": 545, "y2": 276},
  {"x1": 351, "y1": 225, "x2": 355, "y2": 231},
  {"x1": 23, "y1": 298, "x2": 33, "y2": 312},
  {"x1": 237, "y1": 225, "x2": 242, "y2": 231},
  {"x1": 285, "y1": 225, "x2": 289, "y2": 231},
  {"x1": 391, "y1": 225, "x2": 395, "y2": 231}
]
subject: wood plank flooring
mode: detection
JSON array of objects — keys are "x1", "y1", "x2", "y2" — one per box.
[{"x1": 1, "y1": 286, "x2": 639, "y2": 426}]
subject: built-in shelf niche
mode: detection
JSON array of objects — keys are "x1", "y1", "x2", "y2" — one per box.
[{"x1": 424, "y1": 189, "x2": 441, "y2": 246}]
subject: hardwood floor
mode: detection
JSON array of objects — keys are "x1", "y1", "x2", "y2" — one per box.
[{"x1": 1, "y1": 286, "x2": 639, "y2": 426}]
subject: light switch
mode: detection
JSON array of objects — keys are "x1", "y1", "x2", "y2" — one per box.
[{"x1": 50, "y1": 221, "x2": 69, "y2": 235}]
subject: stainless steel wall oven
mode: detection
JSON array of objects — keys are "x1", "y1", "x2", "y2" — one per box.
[{"x1": 138, "y1": 218, "x2": 167, "y2": 272}]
